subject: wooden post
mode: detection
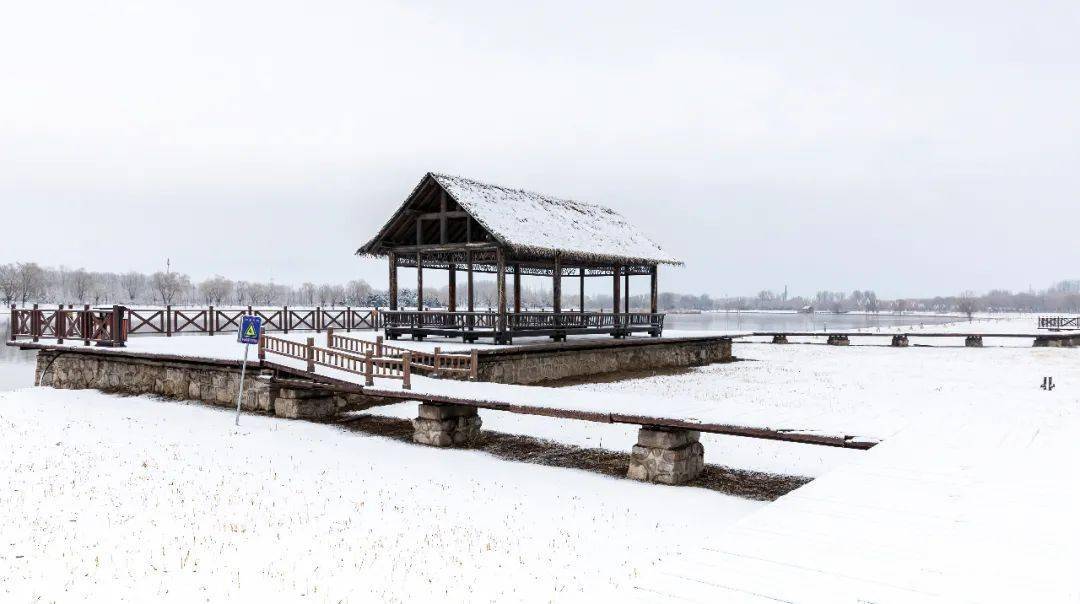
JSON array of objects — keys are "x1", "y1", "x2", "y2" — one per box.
[
  {"x1": 166, "y1": 305, "x2": 172, "y2": 337},
  {"x1": 466, "y1": 251, "x2": 474, "y2": 312},
  {"x1": 56, "y1": 304, "x2": 64, "y2": 345},
  {"x1": 402, "y1": 351, "x2": 411, "y2": 390},
  {"x1": 553, "y1": 253, "x2": 562, "y2": 314},
  {"x1": 612, "y1": 266, "x2": 621, "y2": 315},
  {"x1": 496, "y1": 249, "x2": 507, "y2": 339},
  {"x1": 112, "y1": 304, "x2": 125, "y2": 346},
  {"x1": 579, "y1": 268, "x2": 585, "y2": 314},
  {"x1": 433, "y1": 346, "x2": 441, "y2": 379},
  {"x1": 447, "y1": 263, "x2": 455, "y2": 311},
  {"x1": 326, "y1": 327, "x2": 334, "y2": 348},
  {"x1": 364, "y1": 351, "x2": 374, "y2": 386},
  {"x1": 8, "y1": 304, "x2": 15, "y2": 341},
  {"x1": 306, "y1": 336, "x2": 315, "y2": 372},
  {"x1": 283, "y1": 305, "x2": 289, "y2": 334},
  {"x1": 376, "y1": 335, "x2": 383, "y2": 357},
  {"x1": 83, "y1": 304, "x2": 91, "y2": 346},
  {"x1": 388, "y1": 252, "x2": 398, "y2": 311},
  {"x1": 650, "y1": 265, "x2": 658, "y2": 314},
  {"x1": 345, "y1": 306, "x2": 352, "y2": 332},
  {"x1": 624, "y1": 272, "x2": 630, "y2": 314},
  {"x1": 208, "y1": 305, "x2": 215, "y2": 336},
  {"x1": 31, "y1": 304, "x2": 39, "y2": 342},
  {"x1": 416, "y1": 252, "x2": 423, "y2": 311},
  {"x1": 316, "y1": 306, "x2": 322, "y2": 333},
  {"x1": 469, "y1": 350, "x2": 478, "y2": 381},
  {"x1": 258, "y1": 333, "x2": 265, "y2": 361},
  {"x1": 513, "y1": 265, "x2": 521, "y2": 314}
]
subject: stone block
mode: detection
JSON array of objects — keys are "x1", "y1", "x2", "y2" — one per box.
[
  {"x1": 965, "y1": 336, "x2": 984, "y2": 348},
  {"x1": 274, "y1": 395, "x2": 336, "y2": 420},
  {"x1": 627, "y1": 427, "x2": 704, "y2": 485},
  {"x1": 412, "y1": 404, "x2": 482, "y2": 447},
  {"x1": 891, "y1": 335, "x2": 909, "y2": 347}
]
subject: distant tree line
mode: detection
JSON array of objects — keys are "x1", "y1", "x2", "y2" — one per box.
[{"x1": 4, "y1": 260, "x2": 1080, "y2": 317}]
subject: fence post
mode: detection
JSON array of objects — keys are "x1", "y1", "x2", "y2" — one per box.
[
  {"x1": 326, "y1": 327, "x2": 334, "y2": 348},
  {"x1": 31, "y1": 304, "x2": 39, "y2": 342},
  {"x1": 56, "y1": 304, "x2": 65, "y2": 345},
  {"x1": 346, "y1": 306, "x2": 352, "y2": 332},
  {"x1": 8, "y1": 304, "x2": 15, "y2": 341},
  {"x1": 364, "y1": 351, "x2": 373, "y2": 386},
  {"x1": 208, "y1": 305, "x2": 215, "y2": 336},
  {"x1": 112, "y1": 305, "x2": 125, "y2": 346},
  {"x1": 306, "y1": 336, "x2": 315, "y2": 372},
  {"x1": 258, "y1": 333, "x2": 266, "y2": 361},
  {"x1": 402, "y1": 351, "x2": 411, "y2": 390},
  {"x1": 283, "y1": 305, "x2": 289, "y2": 334},
  {"x1": 433, "y1": 347, "x2": 441, "y2": 378},
  {"x1": 83, "y1": 304, "x2": 91, "y2": 346},
  {"x1": 376, "y1": 335, "x2": 383, "y2": 357},
  {"x1": 470, "y1": 350, "x2": 478, "y2": 381},
  {"x1": 316, "y1": 306, "x2": 322, "y2": 333},
  {"x1": 166, "y1": 305, "x2": 172, "y2": 337}
]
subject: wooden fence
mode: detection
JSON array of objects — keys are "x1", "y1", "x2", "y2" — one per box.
[
  {"x1": 261, "y1": 334, "x2": 412, "y2": 389},
  {"x1": 9, "y1": 305, "x2": 381, "y2": 344},
  {"x1": 325, "y1": 329, "x2": 478, "y2": 380},
  {"x1": 1038, "y1": 316, "x2": 1080, "y2": 330}
]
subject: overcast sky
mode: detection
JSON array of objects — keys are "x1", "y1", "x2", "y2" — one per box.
[{"x1": 2, "y1": 1, "x2": 1078, "y2": 298}]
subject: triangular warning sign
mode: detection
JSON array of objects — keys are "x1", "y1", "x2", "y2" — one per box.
[{"x1": 245, "y1": 324, "x2": 257, "y2": 337}]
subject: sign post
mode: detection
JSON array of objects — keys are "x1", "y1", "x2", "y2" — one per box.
[{"x1": 235, "y1": 315, "x2": 262, "y2": 426}]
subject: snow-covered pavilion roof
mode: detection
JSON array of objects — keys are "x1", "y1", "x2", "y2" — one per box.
[{"x1": 358, "y1": 172, "x2": 682, "y2": 266}]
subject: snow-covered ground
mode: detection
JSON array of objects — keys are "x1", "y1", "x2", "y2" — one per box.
[{"x1": 0, "y1": 387, "x2": 762, "y2": 602}]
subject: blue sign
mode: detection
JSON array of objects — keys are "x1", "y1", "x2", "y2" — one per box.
[{"x1": 237, "y1": 315, "x2": 262, "y2": 344}]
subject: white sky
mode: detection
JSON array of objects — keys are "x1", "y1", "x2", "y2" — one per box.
[{"x1": 2, "y1": 0, "x2": 1078, "y2": 298}]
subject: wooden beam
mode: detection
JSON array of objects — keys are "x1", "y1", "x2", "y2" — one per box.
[
  {"x1": 439, "y1": 190, "x2": 448, "y2": 244},
  {"x1": 416, "y1": 252, "x2": 423, "y2": 311},
  {"x1": 613, "y1": 265, "x2": 621, "y2": 314},
  {"x1": 513, "y1": 265, "x2": 521, "y2": 314},
  {"x1": 496, "y1": 249, "x2": 507, "y2": 335},
  {"x1": 624, "y1": 272, "x2": 629, "y2": 313},
  {"x1": 418, "y1": 210, "x2": 468, "y2": 220},
  {"x1": 553, "y1": 253, "x2": 562, "y2": 313},
  {"x1": 448, "y1": 264, "x2": 457, "y2": 312},
  {"x1": 385, "y1": 242, "x2": 496, "y2": 254},
  {"x1": 650, "y1": 265, "x2": 658, "y2": 314},
  {"x1": 467, "y1": 251, "x2": 475, "y2": 312},
  {"x1": 579, "y1": 268, "x2": 585, "y2": 313},
  {"x1": 388, "y1": 252, "x2": 398, "y2": 310}
]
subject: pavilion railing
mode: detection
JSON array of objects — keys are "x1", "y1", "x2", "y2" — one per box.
[{"x1": 381, "y1": 310, "x2": 664, "y2": 332}]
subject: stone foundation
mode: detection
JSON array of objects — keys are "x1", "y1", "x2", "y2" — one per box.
[
  {"x1": 627, "y1": 427, "x2": 704, "y2": 485},
  {"x1": 772, "y1": 334, "x2": 789, "y2": 344},
  {"x1": 827, "y1": 335, "x2": 850, "y2": 346},
  {"x1": 476, "y1": 337, "x2": 732, "y2": 385},
  {"x1": 33, "y1": 349, "x2": 390, "y2": 420},
  {"x1": 891, "y1": 335, "x2": 909, "y2": 347},
  {"x1": 965, "y1": 336, "x2": 984, "y2": 347},
  {"x1": 412, "y1": 403, "x2": 482, "y2": 447}
]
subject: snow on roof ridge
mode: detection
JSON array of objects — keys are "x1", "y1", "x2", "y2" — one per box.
[{"x1": 429, "y1": 172, "x2": 609, "y2": 211}]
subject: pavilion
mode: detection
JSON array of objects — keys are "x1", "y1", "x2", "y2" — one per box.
[{"x1": 357, "y1": 173, "x2": 682, "y2": 343}]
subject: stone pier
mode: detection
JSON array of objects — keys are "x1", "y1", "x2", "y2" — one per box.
[
  {"x1": 772, "y1": 334, "x2": 789, "y2": 344},
  {"x1": 412, "y1": 403, "x2": 482, "y2": 447},
  {"x1": 826, "y1": 335, "x2": 850, "y2": 346},
  {"x1": 965, "y1": 336, "x2": 984, "y2": 347},
  {"x1": 891, "y1": 334, "x2": 910, "y2": 347},
  {"x1": 627, "y1": 427, "x2": 704, "y2": 485}
]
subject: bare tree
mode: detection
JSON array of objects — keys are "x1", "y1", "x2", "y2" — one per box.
[
  {"x1": 15, "y1": 262, "x2": 46, "y2": 305},
  {"x1": 299, "y1": 282, "x2": 316, "y2": 306},
  {"x1": 0, "y1": 264, "x2": 17, "y2": 305},
  {"x1": 150, "y1": 271, "x2": 188, "y2": 305},
  {"x1": 344, "y1": 279, "x2": 373, "y2": 306},
  {"x1": 119, "y1": 271, "x2": 145, "y2": 302},
  {"x1": 198, "y1": 276, "x2": 233, "y2": 305},
  {"x1": 957, "y1": 290, "x2": 979, "y2": 321}
]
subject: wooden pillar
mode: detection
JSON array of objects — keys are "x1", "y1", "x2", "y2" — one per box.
[
  {"x1": 513, "y1": 265, "x2": 521, "y2": 314},
  {"x1": 553, "y1": 254, "x2": 562, "y2": 313},
  {"x1": 612, "y1": 266, "x2": 621, "y2": 314},
  {"x1": 650, "y1": 265, "x2": 658, "y2": 314},
  {"x1": 624, "y1": 272, "x2": 630, "y2": 313},
  {"x1": 496, "y1": 249, "x2": 507, "y2": 336},
  {"x1": 448, "y1": 264, "x2": 457, "y2": 312},
  {"x1": 416, "y1": 252, "x2": 423, "y2": 311},
  {"x1": 388, "y1": 252, "x2": 398, "y2": 310},
  {"x1": 579, "y1": 268, "x2": 585, "y2": 313},
  {"x1": 466, "y1": 251, "x2": 475, "y2": 312}
]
